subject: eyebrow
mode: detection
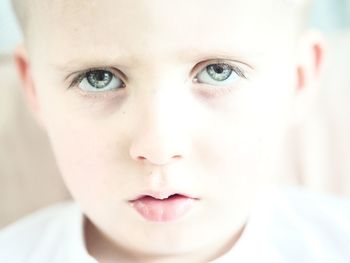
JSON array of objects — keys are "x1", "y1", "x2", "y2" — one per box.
[
  {"x1": 52, "y1": 56, "x2": 137, "y2": 73},
  {"x1": 53, "y1": 47, "x2": 259, "y2": 73},
  {"x1": 180, "y1": 48, "x2": 261, "y2": 65}
]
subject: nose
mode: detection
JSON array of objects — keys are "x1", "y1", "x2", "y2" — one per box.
[{"x1": 129, "y1": 90, "x2": 191, "y2": 167}]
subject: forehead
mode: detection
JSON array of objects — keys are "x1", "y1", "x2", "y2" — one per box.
[{"x1": 29, "y1": 0, "x2": 298, "y2": 65}]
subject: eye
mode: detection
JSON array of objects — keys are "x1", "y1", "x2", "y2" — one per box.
[
  {"x1": 195, "y1": 63, "x2": 245, "y2": 86},
  {"x1": 78, "y1": 70, "x2": 124, "y2": 92}
]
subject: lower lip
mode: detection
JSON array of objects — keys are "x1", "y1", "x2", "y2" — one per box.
[{"x1": 130, "y1": 195, "x2": 196, "y2": 222}]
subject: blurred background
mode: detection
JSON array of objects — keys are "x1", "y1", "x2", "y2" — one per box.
[{"x1": 0, "y1": 0, "x2": 349, "y2": 228}]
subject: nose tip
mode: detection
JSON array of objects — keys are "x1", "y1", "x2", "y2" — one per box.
[{"x1": 128, "y1": 89, "x2": 191, "y2": 167}]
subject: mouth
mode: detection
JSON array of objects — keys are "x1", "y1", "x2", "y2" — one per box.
[{"x1": 129, "y1": 192, "x2": 199, "y2": 222}]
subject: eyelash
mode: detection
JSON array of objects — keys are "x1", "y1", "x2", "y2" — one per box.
[
  {"x1": 67, "y1": 60, "x2": 249, "y2": 92},
  {"x1": 195, "y1": 60, "x2": 247, "y2": 79},
  {"x1": 67, "y1": 67, "x2": 123, "y2": 89}
]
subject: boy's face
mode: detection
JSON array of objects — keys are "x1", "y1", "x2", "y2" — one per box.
[{"x1": 21, "y1": 0, "x2": 307, "y2": 260}]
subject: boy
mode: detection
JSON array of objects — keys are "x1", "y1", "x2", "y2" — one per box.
[{"x1": 1, "y1": 0, "x2": 350, "y2": 262}]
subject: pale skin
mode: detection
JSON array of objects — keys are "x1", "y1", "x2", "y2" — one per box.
[{"x1": 14, "y1": 0, "x2": 324, "y2": 262}]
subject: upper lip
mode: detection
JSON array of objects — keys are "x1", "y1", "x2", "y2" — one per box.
[{"x1": 129, "y1": 190, "x2": 199, "y2": 201}]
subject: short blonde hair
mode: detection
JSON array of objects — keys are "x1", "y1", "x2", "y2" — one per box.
[{"x1": 12, "y1": 0, "x2": 312, "y2": 37}]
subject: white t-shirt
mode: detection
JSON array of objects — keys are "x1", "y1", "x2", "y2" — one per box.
[{"x1": 1, "y1": 186, "x2": 349, "y2": 263}]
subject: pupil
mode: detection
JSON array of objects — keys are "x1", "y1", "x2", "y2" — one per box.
[
  {"x1": 96, "y1": 72, "x2": 106, "y2": 81},
  {"x1": 206, "y1": 63, "x2": 232, "y2": 82},
  {"x1": 213, "y1": 65, "x2": 224, "y2": 74},
  {"x1": 87, "y1": 70, "x2": 112, "y2": 89}
]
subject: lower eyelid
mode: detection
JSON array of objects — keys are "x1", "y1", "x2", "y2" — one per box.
[
  {"x1": 70, "y1": 86, "x2": 126, "y2": 100},
  {"x1": 193, "y1": 84, "x2": 234, "y2": 99}
]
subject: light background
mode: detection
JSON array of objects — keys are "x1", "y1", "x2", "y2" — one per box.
[{"x1": 1, "y1": 0, "x2": 350, "y2": 54}]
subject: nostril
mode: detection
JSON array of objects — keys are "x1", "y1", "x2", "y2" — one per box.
[
  {"x1": 137, "y1": 156, "x2": 146, "y2": 161},
  {"x1": 132, "y1": 153, "x2": 183, "y2": 166}
]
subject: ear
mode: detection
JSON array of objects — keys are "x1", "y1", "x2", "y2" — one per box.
[
  {"x1": 293, "y1": 30, "x2": 326, "y2": 121},
  {"x1": 13, "y1": 44, "x2": 44, "y2": 128},
  {"x1": 296, "y1": 30, "x2": 325, "y2": 92}
]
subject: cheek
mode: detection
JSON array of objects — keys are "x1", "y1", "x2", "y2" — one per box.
[
  {"x1": 46, "y1": 122, "x2": 113, "y2": 196},
  {"x1": 199, "y1": 119, "x2": 264, "y2": 195},
  {"x1": 198, "y1": 69, "x2": 295, "y2": 192},
  {"x1": 35, "y1": 89, "x2": 129, "y2": 201}
]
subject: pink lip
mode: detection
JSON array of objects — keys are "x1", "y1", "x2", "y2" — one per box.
[{"x1": 129, "y1": 193, "x2": 198, "y2": 222}]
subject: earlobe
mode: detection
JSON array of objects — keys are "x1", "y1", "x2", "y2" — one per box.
[{"x1": 13, "y1": 44, "x2": 44, "y2": 128}]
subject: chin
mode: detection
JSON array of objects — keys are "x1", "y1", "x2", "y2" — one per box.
[
  {"x1": 117, "y1": 225, "x2": 207, "y2": 257},
  {"x1": 134, "y1": 238, "x2": 202, "y2": 258}
]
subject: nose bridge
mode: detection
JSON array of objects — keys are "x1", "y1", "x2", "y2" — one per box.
[{"x1": 129, "y1": 85, "x2": 190, "y2": 166}]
